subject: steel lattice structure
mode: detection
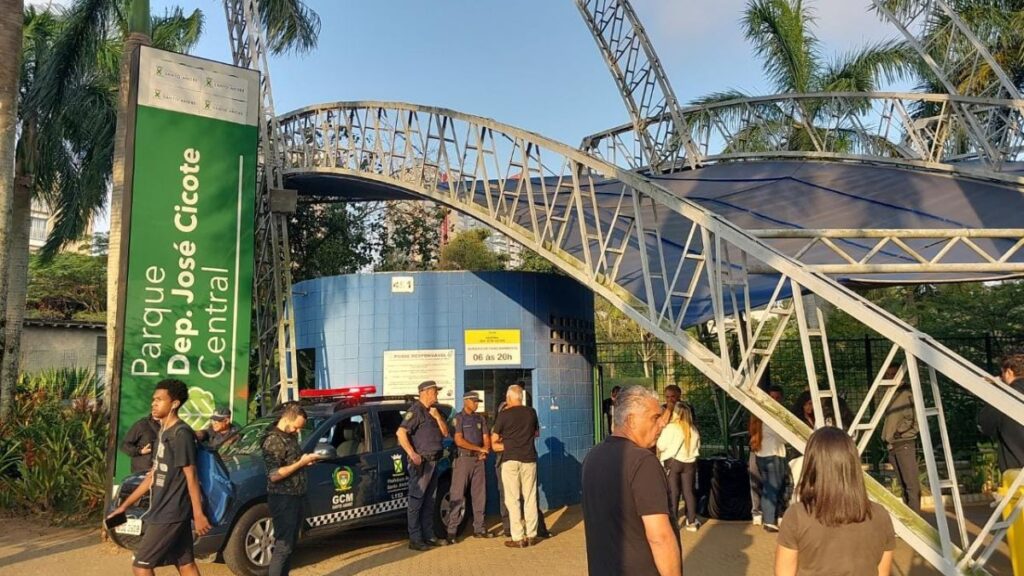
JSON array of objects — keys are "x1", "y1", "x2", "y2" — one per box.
[
  {"x1": 871, "y1": 0, "x2": 1024, "y2": 168},
  {"x1": 221, "y1": 0, "x2": 1024, "y2": 573},
  {"x1": 225, "y1": 0, "x2": 300, "y2": 407},
  {"x1": 582, "y1": 91, "x2": 1024, "y2": 183},
  {"x1": 275, "y1": 100, "x2": 1024, "y2": 574},
  {"x1": 574, "y1": 0, "x2": 703, "y2": 172}
]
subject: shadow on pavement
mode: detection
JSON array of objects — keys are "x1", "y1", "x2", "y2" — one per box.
[{"x1": 0, "y1": 529, "x2": 96, "y2": 570}]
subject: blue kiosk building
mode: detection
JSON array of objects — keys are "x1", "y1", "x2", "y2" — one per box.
[{"x1": 293, "y1": 271, "x2": 596, "y2": 510}]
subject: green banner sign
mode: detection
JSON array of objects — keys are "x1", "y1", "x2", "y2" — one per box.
[{"x1": 114, "y1": 47, "x2": 259, "y2": 480}]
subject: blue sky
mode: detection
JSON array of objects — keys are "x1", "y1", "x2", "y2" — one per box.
[
  {"x1": 26, "y1": 0, "x2": 909, "y2": 231},
  {"x1": 146, "y1": 0, "x2": 906, "y2": 147}
]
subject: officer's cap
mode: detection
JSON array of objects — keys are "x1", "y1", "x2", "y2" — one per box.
[
  {"x1": 418, "y1": 380, "x2": 442, "y2": 393},
  {"x1": 463, "y1": 392, "x2": 481, "y2": 402}
]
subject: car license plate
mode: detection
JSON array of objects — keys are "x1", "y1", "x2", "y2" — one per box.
[{"x1": 115, "y1": 518, "x2": 142, "y2": 536}]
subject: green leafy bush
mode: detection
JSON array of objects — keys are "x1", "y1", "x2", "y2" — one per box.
[{"x1": 0, "y1": 369, "x2": 107, "y2": 524}]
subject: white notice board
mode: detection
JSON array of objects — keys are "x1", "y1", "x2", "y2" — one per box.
[{"x1": 383, "y1": 349, "x2": 456, "y2": 402}]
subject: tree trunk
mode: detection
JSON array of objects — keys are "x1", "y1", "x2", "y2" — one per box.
[
  {"x1": 0, "y1": 0, "x2": 24, "y2": 422},
  {"x1": 106, "y1": 32, "x2": 149, "y2": 409},
  {"x1": 1, "y1": 172, "x2": 33, "y2": 403}
]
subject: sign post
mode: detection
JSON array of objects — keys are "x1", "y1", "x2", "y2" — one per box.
[{"x1": 110, "y1": 47, "x2": 259, "y2": 481}]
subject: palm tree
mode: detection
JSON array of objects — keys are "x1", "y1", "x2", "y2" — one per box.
[
  {"x1": 2, "y1": 0, "x2": 322, "y2": 414},
  {"x1": 690, "y1": 0, "x2": 913, "y2": 155},
  {"x1": 0, "y1": 1, "x2": 24, "y2": 421},
  {"x1": 0, "y1": 4, "x2": 205, "y2": 420}
]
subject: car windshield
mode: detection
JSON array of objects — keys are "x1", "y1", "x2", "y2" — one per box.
[{"x1": 221, "y1": 416, "x2": 322, "y2": 457}]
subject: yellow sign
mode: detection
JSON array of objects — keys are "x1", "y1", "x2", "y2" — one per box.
[
  {"x1": 465, "y1": 329, "x2": 521, "y2": 345},
  {"x1": 465, "y1": 330, "x2": 521, "y2": 366}
]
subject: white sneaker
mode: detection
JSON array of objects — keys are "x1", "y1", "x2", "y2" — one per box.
[
  {"x1": 685, "y1": 520, "x2": 701, "y2": 532},
  {"x1": 752, "y1": 513, "x2": 763, "y2": 526}
]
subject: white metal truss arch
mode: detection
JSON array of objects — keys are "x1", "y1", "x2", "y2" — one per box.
[
  {"x1": 278, "y1": 100, "x2": 1024, "y2": 575},
  {"x1": 582, "y1": 91, "x2": 1024, "y2": 184},
  {"x1": 574, "y1": 0, "x2": 703, "y2": 172},
  {"x1": 870, "y1": 0, "x2": 1023, "y2": 168}
]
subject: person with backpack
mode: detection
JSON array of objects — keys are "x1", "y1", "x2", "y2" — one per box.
[
  {"x1": 657, "y1": 402, "x2": 701, "y2": 531},
  {"x1": 107, "y1": 379, "x2": 212, "y2": 575},
  {"x1": 881, "y1": 366, "x2": 921, "y2": 513}
]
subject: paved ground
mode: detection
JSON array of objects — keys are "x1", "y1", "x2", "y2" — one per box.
[{"x1": 0, "y1": 505, "x2": 1012, "y2": 575}]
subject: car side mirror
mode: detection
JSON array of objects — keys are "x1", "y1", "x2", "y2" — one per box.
[{"x1": 313, "y1": 439, "x2": 335, "y2": 460}]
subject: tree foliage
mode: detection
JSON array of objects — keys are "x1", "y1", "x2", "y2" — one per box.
[
  {"x1": 691, "y1": 0, "x2": 913, "y2": 154},
  {"x1": 26, "y1": 249, "x2": 107, "y2": 321},
  {"x1": 826, "y1": 281, "x2": 1024, "y2": 338},
  {"x1": 516, "y1": 248, "x2": 560, "y2": 274},
  {"x1": 437, "y1": 229, "x2": 505, "y2": 271},
  {"x1": 288, "y1": 202, "x2": 375, "y2": 282},
  {"x1": 376, "y1": 201, "x2": 446, "y2": 272}
]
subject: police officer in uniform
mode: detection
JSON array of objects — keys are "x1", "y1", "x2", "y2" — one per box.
[
  {"x1": 397, "y1": 380, "x2": 451, "y2": 551},
  {"x1": 445, "y1": 392, "x2": 493, "y2": 543}
]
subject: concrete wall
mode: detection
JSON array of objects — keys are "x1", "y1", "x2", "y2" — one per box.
[
  {"x1": 20, "y1": 320, "x2": 106, "y2": 377},
  {"x1": 293, "y1": 271, "x2": 596, "y2": 509}
]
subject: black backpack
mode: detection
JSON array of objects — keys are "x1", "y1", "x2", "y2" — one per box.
[{"x1": 696, "y1": 456, "x2": 753, "y2": 521}]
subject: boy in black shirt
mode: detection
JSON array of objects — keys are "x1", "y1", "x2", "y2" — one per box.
[{"x1": 109, "y1": 379, "x2": 211, "y2": 575}]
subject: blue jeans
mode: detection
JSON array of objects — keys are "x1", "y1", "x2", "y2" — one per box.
[{"x1": 756, "y1": 455, "x2": 786, "y2": 526}]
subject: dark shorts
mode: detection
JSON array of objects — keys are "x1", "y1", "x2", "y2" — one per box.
[{"x1": 132, "y1": 520, "x2": 194, "y2": 569}]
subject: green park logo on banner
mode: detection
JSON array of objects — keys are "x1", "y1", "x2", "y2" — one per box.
[{"x1": 114, "y1": 47, "x2": 259, "y2": 480}]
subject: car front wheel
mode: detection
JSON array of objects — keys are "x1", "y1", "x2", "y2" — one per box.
[
  {"x1": 224, "y1": 503, "x2": 275, "y2": 576},
  {"x1": 434, "y1": 473, "x2": 471, "y2": 539}
]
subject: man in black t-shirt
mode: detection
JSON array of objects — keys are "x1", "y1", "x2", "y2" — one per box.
[
  {"x1": 108, "y1": 379, "x2": 211, "y2": 575},
  {"x1": 491, "y1": 384, "x2": 540, "y2": 548},
  {"x1": 582, "y1": 385, "x2": 681, "y2": 576}
]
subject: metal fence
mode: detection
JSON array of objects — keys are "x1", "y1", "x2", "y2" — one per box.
[{"x1": 597, "y1": 334, "x2": 1023, "y2": 488}]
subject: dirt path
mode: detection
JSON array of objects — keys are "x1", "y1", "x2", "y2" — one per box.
[{"x1": 0, "y1": 506, "x2": 1009, "y2": 575}]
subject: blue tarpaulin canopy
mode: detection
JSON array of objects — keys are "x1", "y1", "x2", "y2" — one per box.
[{"x1": 286, "y1": 160, "x2": 1024, "y2": 327}]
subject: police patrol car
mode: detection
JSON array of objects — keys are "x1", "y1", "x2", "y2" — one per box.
[{"x1": 108, "y1": 387, "x2": 468, "y2": 576}]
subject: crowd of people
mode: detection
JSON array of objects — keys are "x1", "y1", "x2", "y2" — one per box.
[
  {"x1": 582, "y1": 347, "x2": 1024, "y2": 576},
  {"x1": 397, "y1": 380, "x2": 552, "y2": 552},
  {"x1": 104, "y1": 347, "x2": 1024, "y2": 576}
]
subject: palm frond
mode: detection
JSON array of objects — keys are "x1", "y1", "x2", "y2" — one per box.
[
  {"x1": 151, "y1": 8, "x2": 204, "y2": 54},
  {"x1": 818, "y1": 39, "x2": 915, "y2": 92},
  {"x1": 742, "y1": 0, "x2": 820, "y2": 93},
  {"x1": 259, "y1": 0, "x2": 321, "y2": 55},
  {"x1": 27, "y1": 0, "x2": 114, "y2": 119}
]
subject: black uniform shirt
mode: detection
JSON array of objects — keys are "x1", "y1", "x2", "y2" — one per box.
[
  {"x1": 400, "y1": 402, "x2": 444, "y2": 454},
  {"x1": 454, "y1": 411, "x2": 486, "y2": 448},
  {"x1": 261, "y1": 426, "x2": 307, "y2": 495}
]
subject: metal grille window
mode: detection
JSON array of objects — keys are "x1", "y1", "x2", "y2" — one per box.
[{"x1": 30, "y1": 217, "x2": 48, "y2": 243}]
